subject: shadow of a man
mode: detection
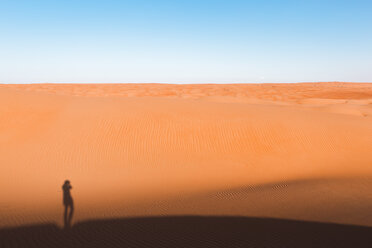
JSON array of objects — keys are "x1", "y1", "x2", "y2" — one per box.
[{"x1": 62, "y1": 180, "x2": 74, "y2": 229}]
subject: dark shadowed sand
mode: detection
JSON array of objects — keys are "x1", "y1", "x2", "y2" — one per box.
[{"x1": 1, "y1": 216, "x2": 372, "y2": 248}]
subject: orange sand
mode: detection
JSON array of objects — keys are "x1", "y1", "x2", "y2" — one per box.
[{"x1": 0, "y1": 83, "x2": 371, "y2": 227}]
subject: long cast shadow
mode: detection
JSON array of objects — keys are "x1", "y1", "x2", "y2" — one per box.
[{"x1": 0, "y1": 216, "x2": 371, "y2": 248}]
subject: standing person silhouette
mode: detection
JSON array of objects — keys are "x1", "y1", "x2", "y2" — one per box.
[{"x1": 62, "y1": 180, "x2": 74, "y2": 228}]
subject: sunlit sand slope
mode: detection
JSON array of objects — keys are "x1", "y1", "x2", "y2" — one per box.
[{"x1": 0, "y1": 83, "x2": 371, "y2": 227}]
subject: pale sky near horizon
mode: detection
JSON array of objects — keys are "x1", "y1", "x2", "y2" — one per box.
[{"x1": 0, "y1": 0, "x2": 371, "y2": 84}]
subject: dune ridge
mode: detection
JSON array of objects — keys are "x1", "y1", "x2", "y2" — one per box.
[{"x1": 0, "y1": 83, "x2": 371, "y2": 228}]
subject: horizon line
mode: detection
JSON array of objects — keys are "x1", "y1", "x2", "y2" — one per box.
[{"x1": 1, "y1": 81, "x2": 372, "y2": 85}]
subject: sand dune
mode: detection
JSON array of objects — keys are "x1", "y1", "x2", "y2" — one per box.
[{"x1": 0, "y1": 83, "x2": 372, "y2": 228}]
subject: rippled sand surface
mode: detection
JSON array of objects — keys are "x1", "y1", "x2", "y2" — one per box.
[{"x1": 0, "y1": 83, "x2": 371, "y2": 228}]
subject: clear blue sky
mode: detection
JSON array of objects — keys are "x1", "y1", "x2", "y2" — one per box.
[{"x1": 0, "y1": 0, "x2": 371, "y2": 83}]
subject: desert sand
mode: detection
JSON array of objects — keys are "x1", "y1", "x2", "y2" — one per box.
[{"x1": 0, "y1": 82, "x2": 372, "y2": 233}]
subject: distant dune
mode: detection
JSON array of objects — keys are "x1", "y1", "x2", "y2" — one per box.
[{"x1": 0, "y1": 83, "x2": 372, "y2": 228}]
